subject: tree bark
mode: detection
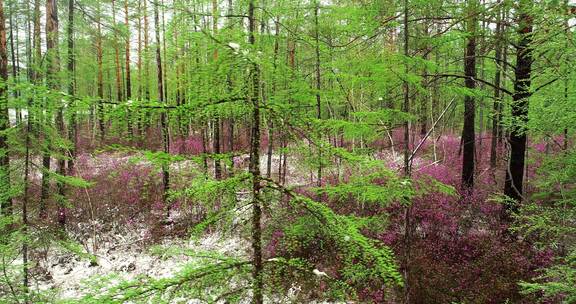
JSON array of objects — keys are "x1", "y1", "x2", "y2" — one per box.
[
  {"x1": 143, "y1": 0, "x2": 150, "y2": 100},
  {"x1": 212, "y1": 0, "x2": 221, "y2": 180},
  {"x1": 0, "y1": 0, "x2": 12, "y2": 217},
  {"x1": 112, "y1": 0, "x2": 124, "y2": 103},
  {"x1": 502, "y1": 0, "x2": 533, "y2": 220},
  {"x1": 154, "y1": 0, "x2": 170, "y2": 209},
  {"x1": 248, "y1": 2, "x2": 263, "y2": 303},
  {"x1": 402, "y1": 0, "x2": 411, "y2": 302},
  {"x1": 137, "y1": 0, "x2": 142, "y2": 100},
  {"x1": 462, "y1": 0, "x2": 477, "y2": 190},
  {"x1": 125, "y1": 0, "x2": 133, "y2": 139},
  {"x1": 314, "y1": 1, "x2": 322, "y2": 187},
  {"x1": 46, "y1": 0, "x2": 66, "y2": 227},
  {"x1": 96, "y1": 4, "x2": 105, "y2": 140},
  {"x1": 67, "y1": 0, "x2": 76, "y2": 174},
  {"x1": 490, "y1": 1, "x2": 503, "y2": 169}
]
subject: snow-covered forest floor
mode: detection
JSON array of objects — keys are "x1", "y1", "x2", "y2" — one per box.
[{"x1": 28, "y1": 151, "x2": 339, "y2": 302}]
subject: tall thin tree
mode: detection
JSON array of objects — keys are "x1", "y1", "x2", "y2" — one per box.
[
  {"x1": 502, "y1": 0, "x2": 533, "y2": 221},
  {"x1": 490, "y1": 0, "x2": 504, "y2": 168},
  {"x1": 46, "y1": 0, "x2": 66, "y2": 227},
  {"x1": 248, "y1": 1, "x2": 263, "y2": 302},
  {"x1": 462, "y1": 0, "x2": 477, "y2": 189},
  {"x1": 0, "y1": 0, "x2": 12, "y2": 216},
  {"x1": 67, "y1": 0, "x2": 76, "y2": 174},
  {"x1": 154, "y1": 0, "x2": 170, "y2": 210}
]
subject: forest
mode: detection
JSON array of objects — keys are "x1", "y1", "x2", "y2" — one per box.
[{"x1": 0, "y1": 0, "x2": 574, "y2": 302}]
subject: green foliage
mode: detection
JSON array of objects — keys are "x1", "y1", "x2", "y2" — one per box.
[
  {"x1": 61, "y1": 254, "x2": 252, "y2": 304},
  {"x1": 514, "y1": 149, "x2": 576, "y2": 302},
  {"x1": 286, "y1": 194, "x2": 403, "y2": 286},
  {"x1": 319, "y1": 170, "x2": 412, "y2": 206},
  {"x1": 520, "y1": 249, "x2": 576, "y2": 303}
]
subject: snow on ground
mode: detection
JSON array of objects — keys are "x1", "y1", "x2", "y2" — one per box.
[
  {"x1": 30, "y1": 152, "x2": 355, "y2": 302},
  {"x1": 37, "y1": 229, "x2": 248, "y2": 300}
]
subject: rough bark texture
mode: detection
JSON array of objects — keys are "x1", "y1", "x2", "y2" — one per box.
[
  {"x1": 462, "y1": 1, "x2": 477, "y2": 189},
  {"x1": 248, "y1": 1, "x2": 263, "y2": 303},
  {"x1": 0, "y1": 0, "x2": 12, "y2": 216},
  {"x1": 503, "y1": 0, "x2": 533, "y2": 220}
]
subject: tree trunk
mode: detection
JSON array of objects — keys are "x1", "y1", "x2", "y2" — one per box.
[
  {"x1": 212, "y1": 0, "x2": 221, "y2": 180},
  {"x1": 143, "y1": 0, "x2": 150, "y2": 100},
  {"x1": 502, "y1": 0, "x2": 533, "y2": 220},
  {"x1": 137, "y1": 0, "x2": 142, "y2": 100},
  {"x1": 248, "y1": 2, "x2": 263, "y2": 303},
  {"x1": 67, "y1": 0, "x2": 76, "y2": 175},
  {"x1": 402, "y1": 0, "x2": 411, "y2": 302},
  {"x1": 38, "y1": 0, "x2": 50, "y2": 219},
  {"x1": 46, "y1": 0, "x2": 66, "y2": 227},
  {"x1": 462, "y1": 0, "x2": 477, "y2": 190},
  {"x1": 314, "y1": 1, "x2": 322, "y2": 187},
  {"x1": 490, "y1": 1, "x2": 503, "y2": 169},
  {"x1": 161, "y1": 0, "x2": 168, "y2": 102},
  {"x1": 154, "y1": 0, "x2": 170, "y2": 210},
  {"x1": 96, "y1": 4, "x2": 105, "y2": 140},
  {"x1": 8, "y1": 0, "x2": 19, "y2": 106},
  {"x1": 111, "y1": 0, "x2": 123, "y2": 103},
  {"x1": 0, "y1": 0, "x2": 12, "y2": 217},
  {"x1": 125, "y1": 0, "x2": 133, "y2": 139}
]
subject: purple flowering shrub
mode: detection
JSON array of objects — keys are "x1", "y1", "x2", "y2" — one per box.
[
  {"x1": 262, "y1": 131, "x2": 556, "y2": 302},
  {"x1": 378, "y1": 132, "x2": 552, "y2": 303}
]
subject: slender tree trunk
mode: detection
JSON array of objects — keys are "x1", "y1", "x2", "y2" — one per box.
[
  {"x1": 125, "y1": 0, "x2": 133, "y2": 139},
  {"x1": 111, "y1": 0, "x2": 123, "y2": 103},
  {"x1": 0, "y1": 0, "x2": 12, "y2": 217},
  {"x1": 22, "y1": 71, "x2": 33, "y2": 304},
  {"x1": 143, "y1": 0, "x2": 150, "y2": 100},
  {"x1": 563, "y1": 1, "x2": 570, "y2": 151},
  {"x1": 46, "y1": 0, "x2": 66, "y2": 227},
  {"x1": 8, "y1": 0, "x2": 18, "y2": 107},
  {"x1": 161, "y1": 0, "x2": 168, "y2": 102},
  {"x1": 67, "y1": 0, "x2": 76, "y2": 174},
  {"x1": 154, "y1": 0, "x2": 170, "y2": 211},
  {"x1": 36, "y1": 0, "x2": 50, "y2": 219},
  {"x1": 40, "y1": 0, "x2": 57, "y2": 219},
  {"x1": 498, "y1": 8, "x2": 509, "y2": 145},
  {"x1": 462, "y1": 0, "x2": 477, "y2": 190},
  {"x1": 137, "y1": 0, "x2": 142, "y2": 100},
  {"x1": 402, "y1": 0, "x2": 412, "y2": 302},
  {"x1": 212, "y1": 0, "x2": 222, "y2": 180},
  {"x1": 490, "y1": 1, "x2": 503, "y2": 169},
  {"x1": 266, "y1": 18, "x2": 280, "y2": 179},
  {"x1": 174, "y1": 27, "x2": 183, "y2": 138},
  {"x1": 96, "y1": 5, "x2": 105, "y2": 140},
  {"x1": 247, "y1": 2, "x2": 263, "y2": 303},
  {"x1": 281, "y1": 32, "x2": 296, "y2": 186},
  {"x1": 502, "y1": 0, "x2": 533, "y2": 221},
  {"x1": 202, "y1": 127, "x2": 208, "y2": 176},
  {"x1": 33, "y1": 0, "x2": 40, "y2": 78},
  {"x1": 314, "y1": 1, "x2": 322, "y2": 187}
]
